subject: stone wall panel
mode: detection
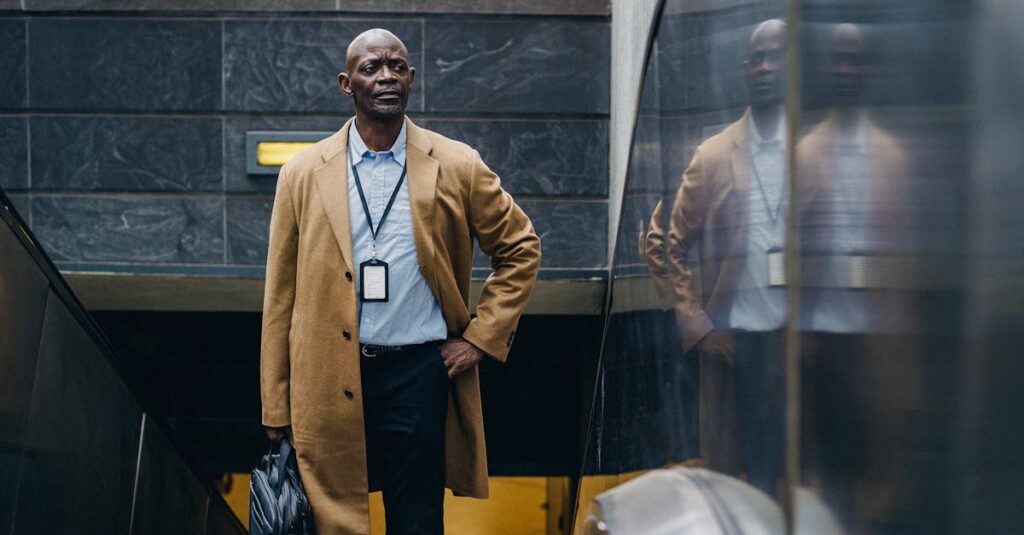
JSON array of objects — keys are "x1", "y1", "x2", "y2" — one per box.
[
  {"x1": 224, "y1": 18, "x2": 423, "y2": 112},
  {"x1": 33, "y1": 196, "x2": 224, "y2": 263},
  {"x1": 29, "y1": 19, "x2": 221, "y2": 111},
  {"x1": 0, "y1": 19, "x2": 25, "y2": 109},
  {"x1": 0, "y1": 117, "x2": 28, "y2": 191},
  {"x1": 31, "y1": 116, "x2": 223, "y2": 192},
  {"x1": 424, "y1": 19, "x2": 609, "y2": 114}
]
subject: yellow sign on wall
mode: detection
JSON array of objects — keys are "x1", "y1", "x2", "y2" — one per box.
[{"x1": 255, "y1": 141, "x2": 317, "y2": 167}]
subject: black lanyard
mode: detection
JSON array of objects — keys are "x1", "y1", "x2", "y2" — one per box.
[{"x1": 350, "y1": 159, "x2": 407, "y2": 258}]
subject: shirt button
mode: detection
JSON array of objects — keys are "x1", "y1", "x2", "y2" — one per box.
[
  {"x1": 344, "y1": 388, "x2": 354, "y2": 400},
  {"x1": 343, "y1": 330, "x2": 351, "y2": 340},
  {"x1": 345, "y1": 271, "x2": 353, "y2": 281}
]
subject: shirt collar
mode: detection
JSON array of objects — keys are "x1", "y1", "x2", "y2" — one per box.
[
  {"x1": 749, "y1": 107, "x2": 786, "y2": 151},
  {"x1": 834, "y1": 112, "x2": 868, "y2": 153},
  {"x1": 348, "y1": 118, "x2": 407, "y2": 166}
]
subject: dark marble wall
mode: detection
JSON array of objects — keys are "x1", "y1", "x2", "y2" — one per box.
[
  {"x1": 1, "y1": 9, "x2": 610, "y2": 274},
  {"x1": 0, "y1": 117, "x2": 27, "y2": 190},
  {"x1": 12, "y1": 0, "x2": 608, "y2": 15}
]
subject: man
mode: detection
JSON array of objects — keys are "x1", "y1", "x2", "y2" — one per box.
[
  {"x1": 666, "y1": 19, "x2": 788, "y2": 497},
  {"x1": 797, "y1": 23, "x2": 918, "y2": 529},
  {"x1": 260, "y1": 28, "x2": 541, "y2": 534}
]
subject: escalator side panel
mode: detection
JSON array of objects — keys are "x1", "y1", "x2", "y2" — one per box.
[
  {"x1": 131, "y1": 417, "x2": 211, "y2": 535},
  {"x1": 11, "y1": 290, "x2": 143, "y2": 535},
  {"x1": 0, "y1": 213, "x2": 50, "y2": 535}
]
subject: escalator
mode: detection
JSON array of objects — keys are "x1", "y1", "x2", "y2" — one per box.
[{"x1": 0, "y1": 189, "x2": 246, "y2": 534}]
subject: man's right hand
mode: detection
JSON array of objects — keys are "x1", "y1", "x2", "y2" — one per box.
[
  {"x1": 695, "y1": 330, "x2": 735, "y2": 364},
  {"x1": 265, "y1": 425, "x2": 291, "y2": 443}
]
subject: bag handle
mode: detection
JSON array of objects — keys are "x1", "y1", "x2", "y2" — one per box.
[{"x1": 275, "y1": 437, "x2": 294, "y2": 476}]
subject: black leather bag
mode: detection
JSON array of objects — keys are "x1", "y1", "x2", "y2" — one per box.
[{"x1": 250, "y1": 437, "x2": 315, "y2": 535}]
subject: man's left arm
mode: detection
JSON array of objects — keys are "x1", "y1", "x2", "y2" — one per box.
[{"x1": 460, "y1": 150, "x2": 541, "y2": 363}]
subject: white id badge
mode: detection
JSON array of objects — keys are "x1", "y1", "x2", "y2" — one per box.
[
  {"x1": 360, "y1": 259, "x2": 389, "y2": 302},
  {"x1": 768, "y1": 249, "x2": 786, "y2": 287},
  {"x1": 849, "y1": 255, "x2": 866, "y2": 289}
]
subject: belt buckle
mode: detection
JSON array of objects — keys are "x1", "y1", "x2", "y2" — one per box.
[{"x1": 360, "y1": 345, "x2": 378, "y2": 358}]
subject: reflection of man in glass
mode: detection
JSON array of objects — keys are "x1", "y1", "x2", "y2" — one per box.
[
  {"x1": 666, "y1": 19, "x2": 787, "y2": 497},
  {"x1": 798, "y1": 22, "x2": 914, "y2": 528},
  {"x1": 799, "y1": 23, "x2": 910, "y2": 333}
]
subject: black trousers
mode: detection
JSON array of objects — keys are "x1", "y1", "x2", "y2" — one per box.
[
  {"x1": 699, "y1": 330, "x2": 786, "y2": 498},
  {"x1": 361, "y1": 344, "x2": 449, "y2": 535}
]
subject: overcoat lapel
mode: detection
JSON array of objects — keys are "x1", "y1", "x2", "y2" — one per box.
[
  {"x1": 314, "y1": 124, "x2": 354, "y2": 271},
  {"x1": 729, "y1": 110, "x2": 753, "y2": 201},
  {"x1": 728, "y1": 111, "x2": 754, "y2": 248},
  {"x1": 405, "y1": 119, "x2": 442, "y2": 300}
]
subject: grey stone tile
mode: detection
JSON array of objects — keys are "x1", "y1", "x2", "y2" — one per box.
[
  {"x1": 21, "y1": 0, "x2": 607, "y2": 13},
  {"x1": 7, "y1": 194, "x2": 30, "y2": 222},
  {"x1": 32, "y1": 196, "x2": 224, "y2": 264},
  {"x1": 420, "y1": 119, "x2": 608, "y2": 197},
  {"x1": 424, "y1": 19, "x2": 609, "y2": 114},
  {"x1": 0, "y1": 116, "x2": 27, "y2": 190},
  {"x1": 230, "y1": 194, "x2": 609, "y2": 269},
  {"x1": 639, "y1": 43, "x2": 660, "y2": 116},
  {"x1": 0, "y1": 0, "x2": 22, "y2": 9},
  {"x1": 0, "y1": 19, "x2": 25, "y2": 109},
  {"x1": 625, "y1": 114, "x2": 663, "y2": 195},
  {"x1": 25, "y1": 0, "x2": 333, "y2": 9},
  {"x1": 657, "y1": 13, "x2": 687, "y2": 113},
  {"x1": 226, "y1": 197, "x2": 271, "y2": 265},
  {"x1": 475, "y1": 200, "x2": 607, "y2": 268},
  {"x1": 224, "y1": 19, "x2": 422, "y2": 112},
  {"x1": 13, "y1": 290, "x2": 143, "y2": 535},
  {"x1": 224, "y1": 115, "x2": 342, "y2": 193},
  {"x1": 28, "y1": 19, "x2": 221, "y2": 111},
  {"x1": 31, "y1": 116, "x2": 223, "y2": 192},
  {"x1": 322, "y1": 0, "x2": 608, "y2": 15}
]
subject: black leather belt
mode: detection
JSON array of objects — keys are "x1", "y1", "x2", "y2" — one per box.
[{"x1": 359, "y1": 339, "x2": 444, "y2": 358}]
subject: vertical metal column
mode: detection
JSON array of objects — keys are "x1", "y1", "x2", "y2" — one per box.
[{"x1": 782, "y1": 1, "x2": 803, "y2": 532}]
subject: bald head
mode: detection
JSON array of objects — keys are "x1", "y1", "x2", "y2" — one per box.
[
  {"x1": 346, "y1": 28, "x2": 409, "y2": 71},
  {"x1": 828, "y1": 23, "x2": 869, "y2": 105},
  {"x1": 831, "y1": 22, "x2": 864, "y2": 50},
  {"x1": 748, "y1": 19, "x2": 786, "y2": 55},
  {"x1": 745, "y1": 19, "x2": 787, "y2": 107},
  {"x1": 339, "y1": 28, "x2": 416, "y2": 123}
]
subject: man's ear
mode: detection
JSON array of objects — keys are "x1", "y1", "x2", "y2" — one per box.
[
  {"x1": 408, "y1": 67, "x2": 416, "y2": 89},
  {"x1": 338, "y1": 72, "x2": 352, "y2": 96}
]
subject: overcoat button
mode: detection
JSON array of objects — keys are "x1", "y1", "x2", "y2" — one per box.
[
  {"x1": 343, "y1": 330, "x2": 351, "y2": 340},
  {"x1": 344, "y1": 388, "x2": 354, "y2": 400},
  {"x1": 345, "y1": 271, "x2": 352, "y2": 281}
]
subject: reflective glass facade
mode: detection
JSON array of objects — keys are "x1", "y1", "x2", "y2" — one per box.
[{"x1": 577, "y1": 1, "x2": 1024, "y2": 533}]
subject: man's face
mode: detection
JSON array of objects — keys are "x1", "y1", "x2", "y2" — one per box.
[
  {"x1": 340, "y1": 35, "x2": 416, "y2": 120},
  {"x1": 744, "y1": 27, "x2": 786, "y2": 107},
  {"x1": 828, "y1": 26, "x2": 869, "y2": 105}
]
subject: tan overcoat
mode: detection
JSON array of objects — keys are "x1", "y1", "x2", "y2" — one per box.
[
  {"x1": 666, "y1": 110, "x2": 757, "y2": 351},
  {"x1": 260, "y1": 117, "x2": 541, "y2": 534}
]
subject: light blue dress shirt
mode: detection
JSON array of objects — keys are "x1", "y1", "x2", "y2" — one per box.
[
  {"x1": 726, "y1": 113, "x2": 787, "y2": 332},
  {"x1": 347, "y1": 120, "x2": 448, "y2": 345}
]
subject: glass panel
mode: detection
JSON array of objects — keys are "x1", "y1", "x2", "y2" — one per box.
[
  {"x1": 795, "y1": 2, "x2": 974, "y2": 533},
  {"x1": 956, "y1": 1, "x2": 1024, "y2": 531},
  {"x1": 577, "y1": 1, "x2": 792, "y2": 533},
  {"x1": 580, "y1": 1, "x2": 1024, "y2": 532}
]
